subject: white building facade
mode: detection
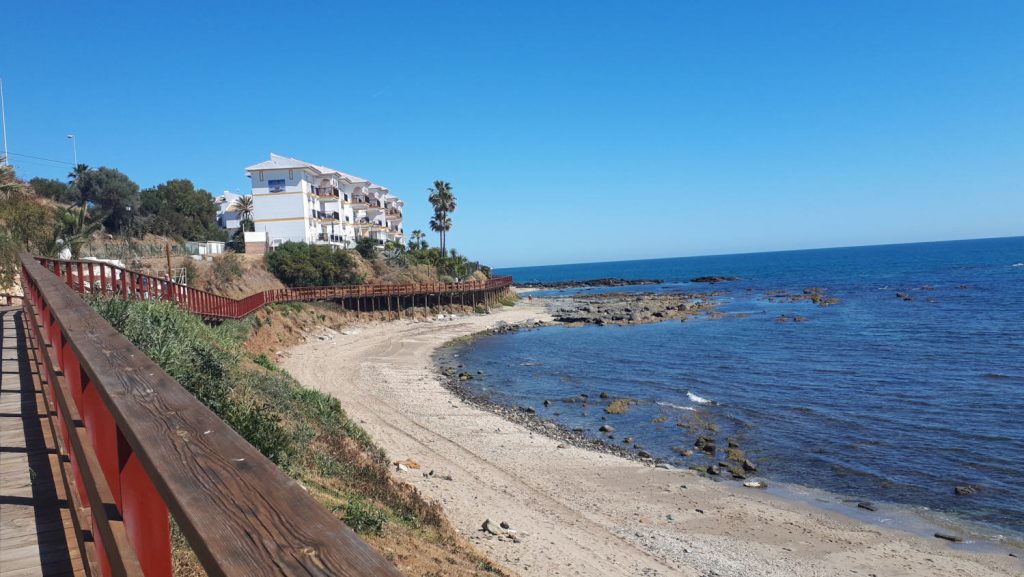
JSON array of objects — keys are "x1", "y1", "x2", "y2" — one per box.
[{"x1": 244, "y1": 154, "x2": 405, "y2": 250}]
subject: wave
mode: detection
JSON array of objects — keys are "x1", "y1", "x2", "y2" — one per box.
[
  {"x1": 656, "y1": 401, "x2": 697, "y2": 411},
  {"x1": 1012, "y1": 263, "x2": 1024, "y2": 268},
  {"x1": 687, "y1": 391, "x2": 714, "y2": 405}
]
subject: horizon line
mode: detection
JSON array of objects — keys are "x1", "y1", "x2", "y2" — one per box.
[{"x1": 492, "y1": 234, "x2": 1024, "y2": 271}]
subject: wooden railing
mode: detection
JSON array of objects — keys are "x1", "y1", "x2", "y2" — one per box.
[
  {"x1": 20, "y1": 253, "x2": 405, "y2": 577},
  {"x1": 32, "y1": 256, "x2": 513, "y2": 320}
]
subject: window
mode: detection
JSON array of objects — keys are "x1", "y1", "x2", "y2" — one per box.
[
  {"x1": 268, "y1": 179, "x2": 286, "y2": 193},
  {"x1": 259, "y1": 170, "x2": 264, "y2": 181},
  {"x1": 288, "y1": 169, "x2": 293, "y2": 179}
]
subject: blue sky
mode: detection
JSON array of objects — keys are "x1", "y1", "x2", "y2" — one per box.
[{"x1": 2, "y1": 1, "x2": 1021, "y2": 267}]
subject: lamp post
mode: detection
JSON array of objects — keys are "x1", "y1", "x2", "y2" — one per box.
[
  {"x1": 67, "y1": 134, "x2": 77, "y2": 168},
  {"x1": 126, "y1": 205, "x2": 133, "y2": 262}
]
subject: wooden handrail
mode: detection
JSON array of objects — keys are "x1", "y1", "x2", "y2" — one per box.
[
  {"x1": 33, "y1": 256, "x2": 513, "y2": 320},
  {"x1": 20, "y1": 253, "x2": 404, "y2": 577}
]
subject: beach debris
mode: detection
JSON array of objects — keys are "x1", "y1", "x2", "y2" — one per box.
[
  {"x1": 395, "y1": 463, "x2": 409, "y2": 472},
  {"x1": 393, "y1": 459, "x2": 420, "y2": 470},
  {"x1": 934, "y1": 532, "x2": 963, "y2": 542},
  {"x1": 481, "y1": 519, "x2": 503, "y2": 535},
  {"x1": 857, "y1": 502, "x2": 877, "y2": 512},
  {"x1": 954, "y1": 485, "x2": 978, "y2": 496},
  {"x1": 499, "y1": 521, "x2": 511, "y2": 529},
  {"x1": 695, "y1": 508, "x2": 705, "y2": 514},
  {"x1": 743, "y1": 481, "x2": 768, "y2": 489}
]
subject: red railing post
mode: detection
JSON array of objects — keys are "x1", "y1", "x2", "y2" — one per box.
[{"x1": 117, "y1": 431, "x2": 172, "y2": 577}]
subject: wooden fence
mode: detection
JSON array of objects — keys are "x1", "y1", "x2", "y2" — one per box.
[
  {"x1": 32, "y1": 256, "x2": 514, "y2": 320},
  {"x1": 20, "y1": 252, "x2": 410, "y2": 576}
]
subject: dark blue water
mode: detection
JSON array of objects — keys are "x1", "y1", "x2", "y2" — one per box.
[{"x1": 453, "y1": 237, "x2": 1024, "y2": 542}]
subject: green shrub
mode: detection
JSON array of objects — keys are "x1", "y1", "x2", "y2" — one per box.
[
  {"x1": 473, "y1": 305, "x2": 488, "y2": 314},
  {"x1": 266, "y1": 241, "x2": 362, "y2": 288},
  {"x1": 498, "y1": 296, "x2": 517, "y2": 307},
  {"x1": 225, "y1": 399, "x2": 291, "y2": 466},
  {"x1": 354, "y1": 237, "x2": 378, "y2": 260},
  {"x1": 253, "y1": 353, "x2": 279, "y2": 371},
  {"x1": 339, "y1": 496, "x2": 388, "y2": 535}
]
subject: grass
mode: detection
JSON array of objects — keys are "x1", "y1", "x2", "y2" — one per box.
[{"x1": 89, "y1": 296, "x2": 510, "y2": 576}]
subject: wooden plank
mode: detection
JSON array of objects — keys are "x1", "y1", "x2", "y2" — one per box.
[{"x1": 22, "y1": 257, "x2": 403, "y2": 576}]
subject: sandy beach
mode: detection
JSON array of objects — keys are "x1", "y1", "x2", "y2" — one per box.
[{"x1": 281, "y1": 299, "x2": 1021, "y2": 577}]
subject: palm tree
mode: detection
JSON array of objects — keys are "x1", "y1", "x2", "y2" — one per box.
[
  {"x1": 427, "y1": 180, "x2": 456, "y2": 254},
  {"x1": 429, "y1": 213, "x2": 451, "y2": 255},
  {"x1": 409, "y1": 229, "x2": 427, "y2": 251},
  {"x1": 51, "y1": 205, "x2": 102, "y2": 258},
  {"x1": 230, "y1": 195, "x2": 255, "y2": 224},
  {"x1": 67, "y1": 163, "x2": 91, "y2": 183}
]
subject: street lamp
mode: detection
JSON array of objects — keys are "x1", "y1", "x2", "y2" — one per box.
[{"x1": 67, "y1": 134, "x2": 77, "y2": 168}]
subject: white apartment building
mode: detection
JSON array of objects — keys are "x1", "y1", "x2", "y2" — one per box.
[{"x1": 244, "y1": 154, "x2": 405, "y2": 250}]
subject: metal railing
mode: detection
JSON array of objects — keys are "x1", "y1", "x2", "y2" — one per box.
[
  {"x1": 19, "y1": 253, "x2": 404, "y2": 576},
  {"x1": 32, "y1": 256, "x2": 514, "y2": 321}
]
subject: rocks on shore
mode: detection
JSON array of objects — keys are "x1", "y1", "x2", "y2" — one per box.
[
  {"x1": 516, "y1": 278, "x2": 663, "y2": 289},
  {"x1": 691, "y1": 276, "x2": 740, "y2": 283},
  {"x1": 549, "y1": 292, "x2": 723, "y2": 325}
]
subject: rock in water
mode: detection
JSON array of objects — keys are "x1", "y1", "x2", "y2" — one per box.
[
  {"x1": 954, "y1": 485, "x2": 978, "y2": 496},
  {"x1": 742, "y1": 459, "x2": 758, "y2": 472},
  {"x1": 857, "y1": 502, "x2": 877, "y2": 512},
  {"x1": 934, "y1": 532, "x2": 962, "y2": 542},
  {"x1": 599, "y1": 424, "x2": 615, "y2": 433}
]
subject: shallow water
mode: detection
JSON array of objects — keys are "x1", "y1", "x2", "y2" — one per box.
[{"x1": 452, "y1": 237, "x2": 1024, "y2": 542}]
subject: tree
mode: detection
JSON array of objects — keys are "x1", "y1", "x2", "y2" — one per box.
[
  {"x1": 354, "y1": 236, "x2": 378, "y2": 260},
  {"x1": 139, "y1": 179, "x2": 226, "y2": 241},
  {"x1": 427, "y1": 180, "x2": 456, "y2": 254},
  {"x1": 0, "y1": 166, "x2": 58, "y2": 288},
  {"x1": 76, "y1": 167, "x2": 139, "y2": 233},
  {"x1": 29, "y1": 177, "x2": 80, "y2": 204},
  {"x1": 230, "y1": 195, "x2": 255, "y2": 222},
  {"x1": 67, "y1": 163, "x2": 91, "y2": 184},
  {"x1": 408, "y1": 229, "x2": 427, "y2": 251},
  {"x1": 429, "y1": 213, "x2": 451, "y2": 255},
  {"x1": 51, "y1": 205, "x2": 103, "y2": 259},
  {"x1": 266, "y1": 242, "x2": 362, "y2": 287}
]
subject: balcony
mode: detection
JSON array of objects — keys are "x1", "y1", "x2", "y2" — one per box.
[
  {"x1": 317, "y1": 232, "x2": 346, "y2": 244},
  {"x1": 386, "y1": 209, "x2": 403, "y2": 220},
  {"x1": 313, "y1": 186, "x2": 340, "y2": 199},
  {"x1": 312, "y1": 209, "x2": 340, "y2": 222}
]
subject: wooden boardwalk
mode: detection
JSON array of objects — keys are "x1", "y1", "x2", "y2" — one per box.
[{"x1": 0, "y1": 307, "x2": 83, "y2": 577}]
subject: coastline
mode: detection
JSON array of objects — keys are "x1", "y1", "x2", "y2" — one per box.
[{"x1": 280, "y1": 299, "x2": 1021, "y2": 577}]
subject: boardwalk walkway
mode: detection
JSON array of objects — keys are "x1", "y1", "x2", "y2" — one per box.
[{"x1": 0, "y1": 307, "x2": 83, "y2": 577}]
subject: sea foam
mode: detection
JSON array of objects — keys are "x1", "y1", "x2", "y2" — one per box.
[
  {"x1": 687, "y1": 391, "x2": 714, "y2": 405},
  {"x1": 656, "y1": 401, "x2": 697, "y2": 411}
]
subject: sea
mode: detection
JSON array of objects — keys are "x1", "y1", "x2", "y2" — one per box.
[{"x1": 447, "y1": 236, "x2": 1024, "y2": 548}]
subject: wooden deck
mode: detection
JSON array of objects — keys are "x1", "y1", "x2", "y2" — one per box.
[{"x1": 0, "y1": 307, "x2": 84, "y2": 577}]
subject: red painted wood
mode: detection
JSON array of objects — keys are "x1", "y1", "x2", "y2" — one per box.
[{"x1": 119, "y1": 430, "x2": 172, "y2": 577}]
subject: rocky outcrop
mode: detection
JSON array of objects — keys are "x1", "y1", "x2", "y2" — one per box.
[
  {"x1": 691, "y1": 276, "x2": 740, "y2": 283},
  {"x1": 548, "y1": 292, "x2": 723, "y2": 326},
  {"x1": 515, "y1": 278, "x2": 663, "y2": 289}
]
